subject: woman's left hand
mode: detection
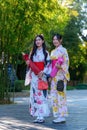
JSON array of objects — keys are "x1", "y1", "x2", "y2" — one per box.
[{"x1": 56, "y1": 63, "x2": 61, "y2": 69}]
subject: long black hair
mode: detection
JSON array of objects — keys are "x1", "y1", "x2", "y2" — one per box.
[
  {"x1": 30, "y1": 34, "x2": 48, "y2": 65},
  {"x1": 52, "y1": 33, "x2": 62, "y2": 41}
]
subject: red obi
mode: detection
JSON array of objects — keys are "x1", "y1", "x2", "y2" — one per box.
[
  {"x1": 22, "y1": 54, "x2": 44, "y2": 75},
  {"x1": 34, "y1": 62, "x2": 44, "y2": 71}
]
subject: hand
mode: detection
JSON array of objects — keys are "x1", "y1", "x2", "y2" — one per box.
[
  {"x1": 26, "y1": 60, "x2": 30, "y2": 66},
  {"x1": 38, "y1": 71, "x2": 43, "y2": 78},
  {"x1": 22, "y1": 52, "x2": 25, "y2": 55},
  {"x1": 55, "y1": 63, "x2": 61, "y2": 69},
  {"x1": 48, "y1": 77, "x2": 52, "y2": 82}
]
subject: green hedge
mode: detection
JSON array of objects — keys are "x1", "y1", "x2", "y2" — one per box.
[
  {"x1": 76, "y1": 83, "x2": 87, "y2": 90},
  {"x1": 67, "y1": 86, "x2": 75, "y2": 90},
  {"x1": 14, "y1": 80, "x2": 30, "y2": 92},
  {"x1": 12, "y1": 80, "x2": 87, "y2": 92},
  {"x1": 14, "y1": 80, "x2": 25, "y2": 92},
  {"x1": 67, "y1": 84, "x2": 87, "y2": 90}
]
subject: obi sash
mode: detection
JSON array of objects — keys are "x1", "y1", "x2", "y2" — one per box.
[
  {"x1": 22, "y1": 53, "x2": 44, "y2": 74},
  {"x1": 52, "y1": 57, "x2": 64, "y2": 68},
  {"x1": 33, "y1": 62, "x2": 44, "y2": 71},
  {"x1": 50, "y1": 57, "x2": 64, "y2": 77},
  {"x1": 52, "y1": 59, "x2": 58, "y2": 68}
]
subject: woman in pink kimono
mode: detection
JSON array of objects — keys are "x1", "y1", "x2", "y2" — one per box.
[
  {"x1": 50, "y1": 33, "x2": 70, "y2": 123},
  {"x1": 26, "y1": 34, "x2": 50, "y2": 123}
]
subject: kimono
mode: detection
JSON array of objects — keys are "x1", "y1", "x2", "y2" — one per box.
[
  {"x1": 29, "y1": 48, "x2": 50, "y2": 117},
  {"x1": 50, "y1": 45, "x2": 70, "y2": 118}
]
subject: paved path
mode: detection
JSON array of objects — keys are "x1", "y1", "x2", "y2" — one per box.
[{"x1": 0, "y1": 90, "x2": 87, "y2": 130}]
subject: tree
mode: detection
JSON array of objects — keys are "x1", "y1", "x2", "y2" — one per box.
[
  {"x1": 63, "y1": 0, "x2": 87, "y2": 81},
  {"x1": 0, "y1": 0, "x2": 74, "y2": 103}
]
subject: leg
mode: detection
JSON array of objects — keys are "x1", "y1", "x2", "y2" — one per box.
[
  {"x1": 53, "y1": 80, "x2": 68, "y2": 123},
  {"x1": 50, "y1": 80, "x2": 59, "y2": 118}
]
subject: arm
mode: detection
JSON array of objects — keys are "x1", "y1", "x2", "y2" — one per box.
[
  {"x1": 22, "y1": 51, "x2": 32, "y2": 66},
  {"x1": 43, "y1": 52, "x2": 52, "y2": 75},
  {"x1": 61, "y1": 49, "x2": 70, "y2": 81}
]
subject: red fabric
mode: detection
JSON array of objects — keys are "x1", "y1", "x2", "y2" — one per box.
[
  {"x1": 22, "y1": 54, "x2": 44, "y2": 75},
  {"x1": 29, "y1": 60, "x2": 41, "y2": 74},
  {"x1": 34, "y1": 62, "x2": 44, "y2": 71},
  {"x1": 22, "y1": 54, "x2": 29, "y2": 61},
  {"x1": 29, "y1": 60, "x2": 44, "y2": 75}
]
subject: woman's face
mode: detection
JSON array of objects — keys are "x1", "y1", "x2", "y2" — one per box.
[
  {"x1": 35, "y1": 36, "x2": 44, "y2": 48},
  {"x1": 53, "y1": 36, "x2": 61, "y2": 47}
]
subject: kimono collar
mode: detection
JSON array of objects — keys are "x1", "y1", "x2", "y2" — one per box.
[
  {"x1": 37, "y1": 47, "x2": 43, "y2": 52},
  {"x1": 56, "y1": 45, "x2": 62, "y2": 50}
]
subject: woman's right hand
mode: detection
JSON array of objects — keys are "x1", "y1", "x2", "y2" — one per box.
[
  {"x1": 26, "y1": 60, "x2": 30, "y2": 66},
  {"x1": 22, "y1": 52, "x2": 25, "y2": 55},
  {"x1": 48, "y1": 77, "x2": 52, "y2": 83},
  {"x1": 38, "y1": 71, "x2": 43, "y2": 79}
]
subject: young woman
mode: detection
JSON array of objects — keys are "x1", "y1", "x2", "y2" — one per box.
[
  {"x1": 25, "y1": 34, "x2": 50, "y2": 123},
  {"x1": 50, "y1": 33, "x2": 70, "y2": 123}
]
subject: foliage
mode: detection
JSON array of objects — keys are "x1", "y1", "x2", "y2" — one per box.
[
  {"x1": 63, "y1": 1, "x2": 87, "y2": 81},
  {"x1": 67, "y1": 86, "x2": 75, "y2": 90},
  {"x1": 0, "y1": 0, "x2": 72, "y2": 54},
  {"x1": 0, "y1": 64, "x2": 11, "y2": 104},
  {"x1": 0, "y1": 0, "x2": 87, "y2": 103},
  {"x1": 14, "y1": 80, "x2": 24, "y2": 92},
  {"x1": 76, "y1": 83, "x2": 87, "y2": 89}
]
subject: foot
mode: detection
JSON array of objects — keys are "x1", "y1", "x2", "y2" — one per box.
[
  {"x1": 33, "y1": 119, "x2": 45, "y2": 123},
  {"x1": 52, "y1": 117, "x2": 66, "y2": 124}
]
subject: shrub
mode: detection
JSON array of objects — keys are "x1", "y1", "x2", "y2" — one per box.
[
  {"x1": 76, "y1": 83, "x2": 87, "y2": 90},
  {"x1": 67, "y1": 86, "x2": 75, "y2": 90},
  {"x1": 14, "y1": 80, "x2": 25, "y2": 92}
]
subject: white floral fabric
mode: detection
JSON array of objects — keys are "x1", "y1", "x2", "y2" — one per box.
[{"x1": 29, "y1": 48, "x2": 50, "y2": 117}]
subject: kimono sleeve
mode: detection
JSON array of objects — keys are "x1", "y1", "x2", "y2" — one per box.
[
  {"x1": 43, "y1": 51, "x2": 52, "y2": 75},
  {"x1": 61, "y1": 49, "x2": 70, "y2": 81}
]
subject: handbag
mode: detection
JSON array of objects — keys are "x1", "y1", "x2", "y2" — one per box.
[
  {"x1": 57, "y1": 80, "x2": 64, "y2": 92},
  {"x1": 38, "y1": 79, "x2": 48, "y2": 90}
]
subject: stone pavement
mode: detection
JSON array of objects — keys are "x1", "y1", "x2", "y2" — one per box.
[{"x1": 0, "y1": 90, "x2": 87, "y2": 130}]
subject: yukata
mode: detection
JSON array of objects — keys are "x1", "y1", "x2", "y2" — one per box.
[
  {"x1": 29, "y1": 48, "x2": 50, "y2": 118},
  {"x1": 50, "y1": 45, "x2": 70, "y2": 118}
]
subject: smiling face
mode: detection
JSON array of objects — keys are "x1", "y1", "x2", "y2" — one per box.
[
  {"x1": 35, "y1": 36, "x2": 44, "y2": 48},
  {"x1": 53, "y1": 36, "x2": 61, "y2": 48}
]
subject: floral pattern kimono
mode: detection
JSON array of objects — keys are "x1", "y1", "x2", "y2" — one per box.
[
  {"x1": 50, "y1": 45, "x2": 70, "y2": 118},
  {"x1": 29, "y1": 48, "x2": 50, "y2": 118}
]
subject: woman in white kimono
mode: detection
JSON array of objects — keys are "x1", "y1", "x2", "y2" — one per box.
[
  {"x1": 26, "y1": 34, "x2": 50, "y2": 123},
  {"x1": 50, "y1": 33, "x2": 70, "y2": 123}
]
